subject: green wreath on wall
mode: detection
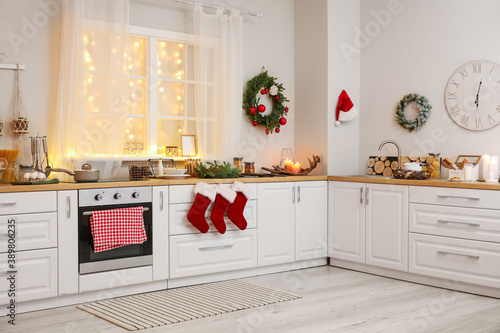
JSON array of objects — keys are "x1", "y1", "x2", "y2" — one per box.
[
  {"x1": 395, "y1": 93, "x2": 431, "y2": 132},
  {"x1": 243, "y1": 71, "x2": 289, "y2": 135}
]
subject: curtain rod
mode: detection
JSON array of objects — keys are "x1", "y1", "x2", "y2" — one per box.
[{"x1": 174, "y1": 0, "x2": 263, "y2": 18}]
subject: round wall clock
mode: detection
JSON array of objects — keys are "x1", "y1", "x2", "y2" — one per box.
[{"x1": 444, "y1": 60, "x2": 500, "y2": 131}]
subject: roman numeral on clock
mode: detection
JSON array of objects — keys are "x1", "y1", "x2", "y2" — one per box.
[
  {"x1": 450, "y1": 80, "x2": 461, "y2": 89},
  {"x1": 476, "y1": 117, "x2": 483, "y2": 129},
  {"x1": 461, "y1": 114, "x2": 469, "y2": 126},
  {"x1": 490, "y1": 66, "x2": 496, "y2": 75},
  {"x1": 450, "y1": 104, "x2": 461, "y2": 117},
  {"x1": 447, "y1": 92, "x2": 458, "y2": 99},
  {"x1": 459, "y1": 68, "x2": 469, "y2": 80},
  {"x1": 497, "y1": 105, "x2": 500, "y2": 112},
  {"x1": 489, "y1": 115, "x2": 496, "y2": 125},
  {"x1": 473, "y1": 63, "x2": 482, "y2": 74}
]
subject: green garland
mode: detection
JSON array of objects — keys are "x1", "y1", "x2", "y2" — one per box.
[
  {"x1": 395, "y1": 93, "x2": 431, "y2": 132},
  {"x1": 243, "y1": 71, "x2": 289, "y2": 134},
  {"x1": 195, "y1": 161, "x2": 240, "y2": 179}
]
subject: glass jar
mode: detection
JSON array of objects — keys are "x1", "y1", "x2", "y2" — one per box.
[
  {"x1": 233, "y1": 157, "x2": 243, "y2": 173},
  {"x1": 19, "y1": 164, "x2": 33, "y2": 181},
  {"x1": 2, "y1": 161, "x2": 17, "y2": 183},
  {"x1": 244, "y1": 162, "x2": 255, "y2": 174},
  {"x1": 427, "y1": 153, "x2": 441, "y2": 178}
]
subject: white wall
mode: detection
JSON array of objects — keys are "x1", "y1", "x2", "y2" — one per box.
[
  {"x1": 0, "y1": 0, "x2": 61, "y2": 165},
  {"x1": 327, "y1": 0, "x2": 360, "y2": 175},
  {"x1": 294, "y1": 0, "x2": 328, "y2": 175},
  {"x1": 359, "y1": 0, "x2": 500, "y2": 173},
  {"x1": 0, "y1": 0, "x2": 295, "y2": 171}
]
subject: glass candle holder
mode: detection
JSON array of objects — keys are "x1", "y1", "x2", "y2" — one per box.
[{"x1": 280, "y1": 148, "x2": 293, "y2": 168}]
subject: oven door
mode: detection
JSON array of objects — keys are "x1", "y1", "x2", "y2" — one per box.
[{"x1": 78, "y1": 202, "x2": 153, "y2": 274}]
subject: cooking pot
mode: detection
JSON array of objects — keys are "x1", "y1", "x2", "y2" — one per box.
[{"x1": 46, "y1": 163, "x2": 100, "y2": 182}]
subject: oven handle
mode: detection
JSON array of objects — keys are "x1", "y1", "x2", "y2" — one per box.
[{"x1": 82, "y1": 207, "x2": 150, "y2": 216}]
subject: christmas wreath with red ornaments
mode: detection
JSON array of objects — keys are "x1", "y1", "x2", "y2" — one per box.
[{"x1": 243, "y1": 70, "x2": 289, "y2": 134}]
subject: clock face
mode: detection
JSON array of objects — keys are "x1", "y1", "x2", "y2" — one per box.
[{"x1": 444, "y1": 60, "x2": 500, "y2": 131}]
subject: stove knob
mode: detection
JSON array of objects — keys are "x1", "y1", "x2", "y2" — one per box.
[
  {"x1": 114, "y1": 193, "x2": 121, "y2": 199},
  {"x1": 95, "y1": 194, "x2": 103, "y2": 201},
  {"x1": 132, "y1": 191, "x2": 140, "y2": 199}
]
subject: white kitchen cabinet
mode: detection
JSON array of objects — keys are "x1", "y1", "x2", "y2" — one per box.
[
  {"x1": 0, "y1": 248, "x2": 58, "y2": 304},
  {"x1": 0, "y1": 213, "x2": 57, "y2": 252},
  {"x1": 258, "y1": 182, "x2": 295, "y2": 266},
  {"x1": 258, "y1": 181, "x2": 327, "y2": 267},
  {"x1": 328, "y1": 181, "x2": 365, "y2": 263},
  {"x1": 329, "y1": 181, "x2": 408, "y2": 272},
  {"x1": 169, "y1": 229, "x2": 257, "y2": 278},
  {"x1": 152, "y1": 186, "x2": 169, "y2": 281},
  {"x1": 57, "y1": 191, "x2": 79, "y2": 296},
  {"x1": 365, "y1": 183, "x2": 408, "y2": 271},
  {"x1": 295, "y1": 181, "x2": 327, "y2": 261}
]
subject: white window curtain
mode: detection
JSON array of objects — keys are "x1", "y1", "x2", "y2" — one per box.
[
  {"x1": 51, "y1": 0, "x2": 129, "y2": 180},
  {"x1": 194, "y1": 4, "x2": 243, "y2": 162}
]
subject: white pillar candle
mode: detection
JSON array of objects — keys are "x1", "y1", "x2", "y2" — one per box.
[
  {"x1": 489, "y1": 156, "x2": 499, "y2": 180},
  {"x1": 464, "y1": 163, "x2": 473, "y2": 181},
  {"x1": 482, "y1": 154, "x2": 490, "y2": 179}
]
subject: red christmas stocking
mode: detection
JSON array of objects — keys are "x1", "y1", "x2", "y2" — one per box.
[
  {"x1": 187, "y1": 182, "x2": 216, "y2": 233},
  {"x1": 227, "y1": 181, "x2": 250, "y2": 230},
  {"x1": 210, "y1": 184, "x2": 236, "y2": 234}
]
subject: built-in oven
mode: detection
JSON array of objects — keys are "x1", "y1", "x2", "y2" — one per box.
[{"x1": 78, "y1": 187, "x2": 153, "y2": 274}]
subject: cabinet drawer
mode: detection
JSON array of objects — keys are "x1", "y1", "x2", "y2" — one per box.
[
  {"x1": 169, "y1": 200, "x2": 256, "y2": 235},
  {"x1": 410, "y1": 204, "x2": 500, "y2": 242},
  {"x1": 409, "y1": 186, "x2": 500, "y2": 209},
  {"x1": 169, "y1": 229, "x2": 257, "y2": 278},
  {"x1": 169, "y1": 183, "x2": 257, "y2": 204},
  {"x1": 409, "y1": 233, "x2": 500, "y2": 289},
  {"x1": 0, "y1": 248, "x2": 57, "y2": 304},
  {"x1": 0, "y1": 191, "x2": 56, "y2": 215},
  {"x1": 0, "y1": 213, "x2": 57, "y2": 252}
]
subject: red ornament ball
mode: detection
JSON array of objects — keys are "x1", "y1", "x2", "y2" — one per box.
[
  {"x1": 265, "y1": 128, "x2": 270, "y2": 135},
  {"x1": 279, "y1": 117, "x2": 287, "y2": 126},
  {"x1": 252, "y1": 121, "x2": 258, "y2": 126},
  {"x1": 258, "y1": 104, "x2": 266, "y2": 113},
  {"x1": 274, "y1": 96, "x2": 280, "y2": 101},
  {"x1": 260, "y1": 89, "x2": 267, "y2": 95},
  {"x1": 285, "y1": 107, "x2": 289, "y2": 113},
  {"x1": 275, "y1": 128, "x2": 280, "y2": 133}
]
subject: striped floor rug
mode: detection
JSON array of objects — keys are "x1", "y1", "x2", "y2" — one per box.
[{"x1": 77, "y1": 279, "x2": 301, "y2": 331}]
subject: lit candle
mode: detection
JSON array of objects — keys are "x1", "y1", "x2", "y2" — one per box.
[
  {"x1": 489, "y1": 156, "x2": 499, "y2": 180},
  {"x1": 291, "y1": 162, "x2": 301, "y2": 174},
  {"x1": 482, "y1": 154, "x2": 490, "y2": 180},
  {"x1": 285, "y1": 159, "x2": 292, "y2": 171}
]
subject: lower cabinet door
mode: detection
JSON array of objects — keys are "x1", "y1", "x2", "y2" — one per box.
[
  {"x1": 409, "y1": 233, "x2": 500, "y2": 289},
  {"x1": 0, "y1": 248, "x2": 57, "y2": 304},
  {"x1": 169, "y1": 229, "x2": 257, "y2": 278}
]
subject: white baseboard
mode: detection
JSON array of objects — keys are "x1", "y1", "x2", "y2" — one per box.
[{"x1": 330, "y1": 258, "x2": 500, "y2": 299}]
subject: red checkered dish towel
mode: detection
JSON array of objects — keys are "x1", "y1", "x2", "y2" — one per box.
[{"x1": 90, "y1": 206, "x2": 147, "y2": 253}]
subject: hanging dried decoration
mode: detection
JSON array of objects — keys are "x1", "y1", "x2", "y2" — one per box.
[{"x1": 12, "y1": 64, "x2": 29, "y2": 135}]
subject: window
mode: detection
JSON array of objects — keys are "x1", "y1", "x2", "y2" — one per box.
[{"x1": 84, "y1": 26, "x2": 217, "y2": 159}]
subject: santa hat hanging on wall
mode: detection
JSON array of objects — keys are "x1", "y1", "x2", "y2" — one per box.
[{"x1": 334, "y1": 90, "x2": 358, "y2": 126}]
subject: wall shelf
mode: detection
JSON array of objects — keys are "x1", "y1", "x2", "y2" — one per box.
[{"x1": 0, "y1": 64, "x2": 26, "y2": 70}]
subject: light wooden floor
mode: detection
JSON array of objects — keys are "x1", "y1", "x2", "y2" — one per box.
[{"x1": 2, "y1": 266, "x2": 500, "y2": 333}]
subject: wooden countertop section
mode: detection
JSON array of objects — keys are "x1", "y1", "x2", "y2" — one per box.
[
  {"x1": 0, "y1": 175, "x2": 328, "y2": 193},
  {"x1": 328, "y1": 175, "x2": 500, "y2": 190}
]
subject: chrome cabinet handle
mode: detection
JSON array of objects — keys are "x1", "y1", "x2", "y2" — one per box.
[
  {"x1": 292, "y1": 187, "x2": 295, "y2": 204},
  {"x1": 160, "y1": 191, "x2": 164, "y2": 212},
  {"x1": 67, "y1": 196, "x2": 71, "y2": 218},
  {"x1": 360, "y1": 187, "x2": 364, "y2": 204},
  {"x1": 297, "y1": 186, "x2": 301, "y2": 203},
  {"x1": 437, "y1": 250, "x2": 480, "y2": 260},
  {"x1": 437, "y1": 195, "x2": 480, "y2": 201},
  {"x1": 199, "y1": 244, "x2": 234, "y2": 251},
  {"x1": 437, "y1": 220, "x2": 480, "y2": 227},
  {"x1": 366, "y1": 187, "x2": 370, "y2": 205},
  {"x1": 0, "y1": 202, "x2": 16, "y2": 206},
  {"x1": 0, "y1": 270, "x2": 17, "y2": 275}
]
